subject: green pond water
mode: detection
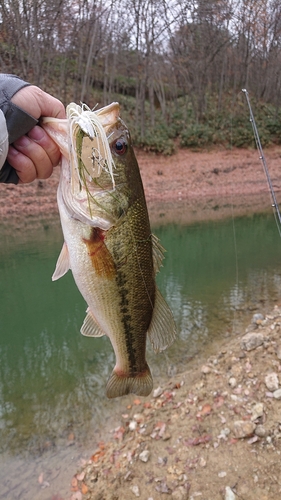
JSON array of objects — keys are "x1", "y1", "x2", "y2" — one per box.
[{"x1": 1, "y1": 207, "x2": 281, "y2": 498}]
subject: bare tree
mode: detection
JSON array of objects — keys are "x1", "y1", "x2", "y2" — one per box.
[{"x1": 2, "y1": 0, "x2": 281, "y2": 136}]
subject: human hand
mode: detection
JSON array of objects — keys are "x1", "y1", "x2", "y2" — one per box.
[{"x1": 7, "y1": 85, "x2": 65, "y2": 183}]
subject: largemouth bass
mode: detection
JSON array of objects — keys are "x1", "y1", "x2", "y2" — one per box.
[{"x1": 42, "y1": 102, "x2": 176, "y2": 398}]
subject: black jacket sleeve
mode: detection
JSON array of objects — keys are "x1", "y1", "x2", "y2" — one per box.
[{"x1": 0, "y1": 74, "x2": 38, "y2": 184}]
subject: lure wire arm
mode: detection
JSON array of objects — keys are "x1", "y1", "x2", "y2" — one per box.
[{"x1": 242, "y1": 88, "x2": 281, "y2": 235}]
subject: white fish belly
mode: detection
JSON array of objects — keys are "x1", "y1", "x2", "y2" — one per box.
[{"x1": 58, "y1": 197, "x2": 135, "y2": 372}]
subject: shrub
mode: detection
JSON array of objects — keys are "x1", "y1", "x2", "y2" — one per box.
[
  {"x1": 133, "y1": 125, "x2": 175, "y2": 155},
  {"x1": 180, "y1": 123, "x2": 214, "y2": 148}
]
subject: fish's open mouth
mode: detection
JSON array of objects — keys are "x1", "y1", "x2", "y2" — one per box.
[{"x1": 42, "y1": 101, "x2": 124, "y2": 228}]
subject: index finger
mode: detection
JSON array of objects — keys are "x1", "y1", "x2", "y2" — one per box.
[{"x1": 34, "y1": 88, "x2": 66, "y2": 119}]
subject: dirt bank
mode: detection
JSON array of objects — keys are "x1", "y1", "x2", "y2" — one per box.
[
  {"x1": 2, "y1": 146, "x2": 281, "y2": 500},
  {"x1": 71, "y1": 307, "x2": 281, "y2": 500},
  {"x1": 1, "y1": 146, "x2": 281, "y2": 226}
]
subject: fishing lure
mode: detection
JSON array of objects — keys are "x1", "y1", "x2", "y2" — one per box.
[
  {"x1": 242, "y1": 89, "x2": 281, "y2": 236},
  {"x1": 67, "y1": 102, "x2": 116, "y2": 190}
]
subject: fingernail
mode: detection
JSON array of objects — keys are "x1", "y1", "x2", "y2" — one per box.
[{"x1": 28, "y1": 126, "x2": 45, "y2": 141}]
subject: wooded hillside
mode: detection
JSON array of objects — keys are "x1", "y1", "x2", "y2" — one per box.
[{"x1": 1, "y1": 0, "x2": 281, "y2": 153}]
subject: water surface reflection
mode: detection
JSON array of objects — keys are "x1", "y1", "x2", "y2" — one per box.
[{"x1": 1, "y1": 208, "x2": 281, "y2": 498}]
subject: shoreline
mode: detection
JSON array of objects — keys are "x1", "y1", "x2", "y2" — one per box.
[
  {"x1": 74, "y1": 306, "x2": 281, "y2": 500},
  {"x1": 1, "y1": 146, "x2": 280, "y2": 231},
  {"x1": 1, "y1": 145, "x2": 281, "y2": 219},
  {"x1": 2, "y1": 146, "x2": 281, "y2": 500}
]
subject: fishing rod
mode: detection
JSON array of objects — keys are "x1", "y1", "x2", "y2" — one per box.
[{"x1": 242, "y1": 88, "x2": 281, "y2": 236}]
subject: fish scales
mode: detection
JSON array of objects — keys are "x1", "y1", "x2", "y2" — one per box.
[{"x1": 42, "y1": 102, "x2": 176, "y2": 398}]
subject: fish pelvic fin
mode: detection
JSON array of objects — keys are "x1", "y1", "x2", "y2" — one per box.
[
  {"x1": 52, "y1": 242, "x2": 70, "y2": 281},
  {"x1": 148, "y1": 287, "x2": 177, "y2": 353},
  {"x1": 80, "y1": 308, "x2": 105, "y2": 337},
  {"x1": 106, "y1": 364, "x2": 153, "y2": 399}
]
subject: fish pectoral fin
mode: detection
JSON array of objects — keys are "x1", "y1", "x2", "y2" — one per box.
[
  {"x1": 52, "y1": 242, "x2": 71, "y2": 281},
  {"x1": 152, "y1": 233, "x2": 166, "y2": 274},
  {"x1": 147, "y1": 287, "x2": 177, "y2": 353},
  {"x1": 106, "y1": 364, "x2": 153, "y2": 399},
  {"x1": 80, "y1": 309, "x2": 105, "y2": 337}
]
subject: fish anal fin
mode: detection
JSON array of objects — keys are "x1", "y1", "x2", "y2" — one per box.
[
  {"x1": 106, "y1": 364, "x2": 153, "y2": 399},
  {"x1": 83, "y1": 227, "x2": 116, "y2": 279},
  {"x1": 80, "y1": 309, "x2": 105, "y2": 337},
  {"x1": 52, "y1": 242, "x2": 70, "y2": 281},
  {"x1": 148, "y1": 287, "x2": 177, "y2": 353},
  {"x1": 152, "y1": 233, "x2": 166, "y2": 274}
]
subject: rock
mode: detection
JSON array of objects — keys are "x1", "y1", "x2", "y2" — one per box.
[
  {"x1": 255, "y1": 425, "x2": 267, "y2": 437},
  {"x1": 225, "y1": 486, "x2": 237, "y2": 500},
  {"x1": 233, "y1": 420, "x2": 256, "y2": 438},
  {"x1": 201, "y1": 365, "x2": 211, "y2": 374},
  {"x1": 153, "y1": 387, "x2": 163, "y2": 398},
  {"x1": 162, "y1": 432, "x2": 171, "y2": 441},
  {"x1": 252, "y1": 313, "x2": 264, "y2": 324},
  {"x1": 251, "y1": 402, "x2": 264, "y2": 421},
  {"x1": 240, "y1": 332, "x2": 264, "y2": 351},
  {"x1": 133, "y1": 413, "x2": 144, "y2": 423},
  {"x1": 129, "y1": 420, "x2": 138, "y2": 431},
  {"x1": 265, "y1": 372, "x2": 279, "y2": 391},
  {"x1": 199, "y1": 456, "x2": 207, "y2": 467},
  {"x1": 139, "y1": 450, "x2": 150, "y2": 462},
  {"x1": 273, "y1": 388, "x2": 281, "y2": 399},
  {"x1": 228, "y1": 377, "x2": 237, "y2": 388},
  {"x1": 171, "y1": 487, "x2": 189, "y2": 500},
  {"x1": 247, "y1": 435, "x2": 259, "y2": 444},
  {"x1": 218, "y1": 428, "x2": 230, "y2": 440},
  {"x1": 218, "y1": 471, "x2": 227, "y2": 478},
  {"x1": 130, "y1": 485, "x2": 140, "y2": 497}
]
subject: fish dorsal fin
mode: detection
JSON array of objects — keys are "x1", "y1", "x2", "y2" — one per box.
[
  {"x1": 148, "y1": 287, "x2": 177, "y2": 353},
  {"x1": 152, "y1": 234, "x2": 165, "y2": 274},
  {"x1": 80, "y1": 309, "x2": 105, "y2": 337},
  {"x1": 52, "y1": 242, "x2": 71, "y2": 281}
]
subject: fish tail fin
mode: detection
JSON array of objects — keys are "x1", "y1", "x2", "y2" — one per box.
[{"x1": 106, "y1": 364, "x2": 153, "y2": 399}]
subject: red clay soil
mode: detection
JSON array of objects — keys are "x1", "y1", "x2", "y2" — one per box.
[{"x1": 1, "y1": 146, "x2": 281, "y2": 227}]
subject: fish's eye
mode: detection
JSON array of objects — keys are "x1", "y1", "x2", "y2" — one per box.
[{"x1": 112, "y1": 138, "x2": 127, "y2": 156}]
